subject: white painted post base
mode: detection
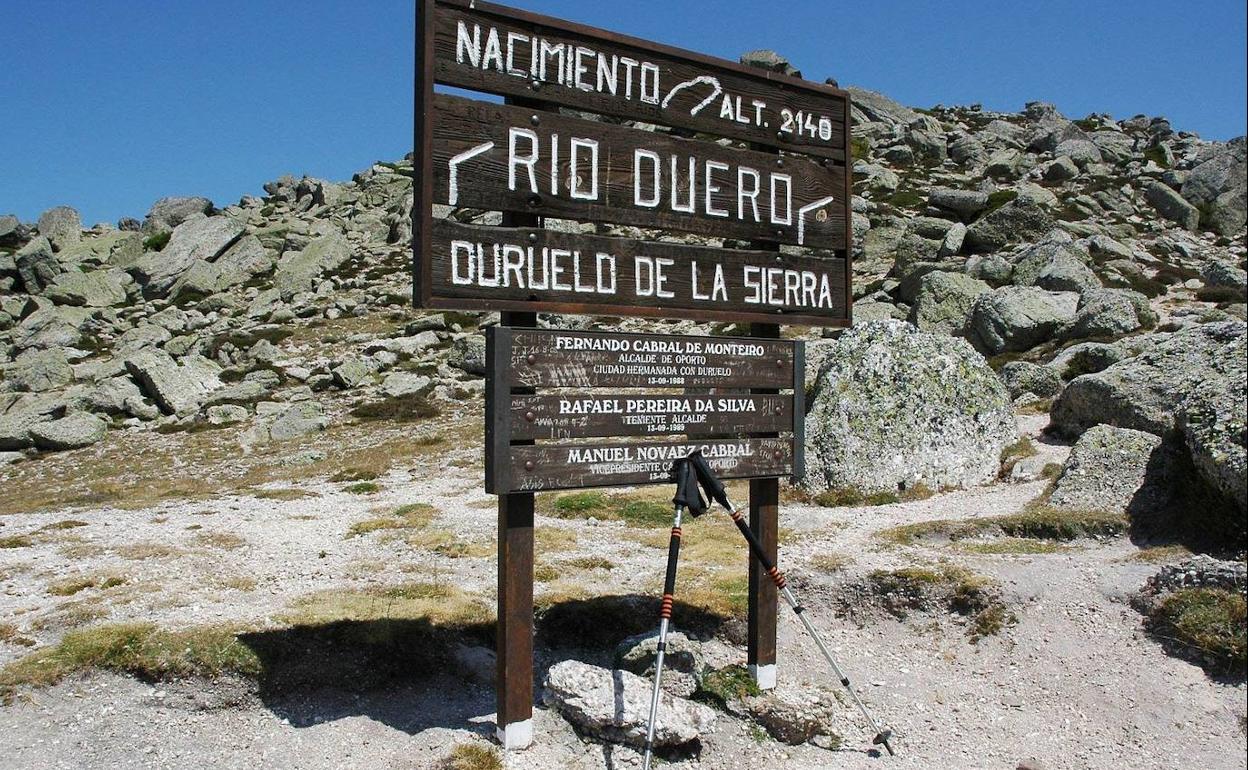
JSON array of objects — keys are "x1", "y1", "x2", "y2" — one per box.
[
  {"x1": 749, "y1": 663, "x2": 777, "y2": 691},
  {"x1": 496, "y1": 719, "x2": 533, "y2": 750}
]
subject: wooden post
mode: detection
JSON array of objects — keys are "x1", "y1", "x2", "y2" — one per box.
[
  {"x1": 747, "y1": 322, "x2": 781, "y2": 690},
  {"x1": 494, "y1": 221, "x2": 538, "y2": 747}
]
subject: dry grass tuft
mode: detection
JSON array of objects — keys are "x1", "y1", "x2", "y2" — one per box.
[
  {"x1": 440, "y1": 743, "x2": 503, "y2": 770},
  {"x1": 48, "y1": 574, "x2": 127, "y2": 597},
  {"x1": 194, "y1": 531, "x2": 247, "y2": 550},
  {"x1": 346, "y1": 503, "x2": 438, "y2": 538}
]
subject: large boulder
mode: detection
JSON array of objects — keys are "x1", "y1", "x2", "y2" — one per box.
[
  {"x1": 906, "y1": 271, "x2": 990, "y2": 335},
  {"x1": 998, "y1": 361, "x2": 1063, "y2": 399},
  {"x1": 272, "y1": 232, "x2": 350, "y2": 299},
  {"x1": 14, "y1": 236, "x2": 63, "y2": 294},
  {"x1": 266, "y1": 402, "x2": 328, "y2": 441},
  {"x1": 1177, "y1": 376, "x2": 1247, "y2": 515},
  {"x1": 1061, "y1": 288, "x2": 1157, "y2": 341},
  {"x1": 928, "y1": 189, "x2": 991, "y2": 223},
  {"x1": 1144, "y1": 182, "x2": 1199, "y2": 231},
  {"x1": 1048, "y1": 425, "x2": 1165, "y2": 514},
  {"x1": 1010, "y1": 237, "x2": 1101, "y2": 293},
  {"x1": 45, "y1": 268, "x2": 131, "y2": 307},
  {"x1": 124, "y1": 350, "x2": 223, "y2": 415},
  {"x1": 143, "y1": 196, "x2": 214, "y2": 235},
  {"x1": 542, "y1": 660, "x2": 716, "y2": 749},
  {"x1": 168, "y1": 235, "x2": 274, "y2": 302},
  {"x1": 29, "y1": 412, "x2": 107, "y2": 451},
  {"x1": 805, "y1": 321, "x2": 1017, "y2": 493},
  {"x1": 615, "y1": 630, "x2": 704, "y2": 698},
  {"x1": 10, "y1": 305, "x2": 90, "y2": 352},
  {"x1": 964, "y1": 196, "x2": 1056, "y2": 252},
  {"x1": 968, "y1": 286, "x2": 1079, "y2": 355},
  {"x1": 131, "y1": 215, "x2": 244, "y2": 296},
  {"x1": 1051, "y1": 321, "x2": 1246, "y2": 438},
  {"x1": 36, "y1": 206, "x2": 81, "y2": 251},
  {"x1": 1181, "y1": 140, "x2": 1247, "y2": 236},
  {"x1": 3, "y1": 349, "x2": 73, "y2": 392}
]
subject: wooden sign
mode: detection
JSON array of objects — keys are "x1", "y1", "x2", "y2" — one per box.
[
  {"x1": 510, "y1": 393, "x2": 792, "y2": 440},
  {"x1": 432, "y1": 94, "x2": 847, "y2": 249},
  {"x1": 430, "y1": 220, "x2": 847, "y2": 326},
  {"x1": 415, "y1": 0, "x2": 853, "y2": 328},
  {"x1": 485, "y1": 327, "x2": 804, "y2": 495},
  {"x1": 500, "y1": 327, "x2": 797, "y2": 389},
  {"x1": 508, "y1": 438, "x2": 794, "y2": 492},
  {"x1": 429, "y1": 0, "x2": 849, "y2": 160}
]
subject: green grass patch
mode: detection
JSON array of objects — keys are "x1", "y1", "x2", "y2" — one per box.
[
  {"x1": 1196, "y1": 285, "x2": 1248, "y2": 304},
  {"x1": 868, "y1": 564, "x2": 1013, "y2": 642},
  {"x1": 985, "y1": 189, "x2": 1019, "y2": 213},
  {"x1": 810, "y1": 484, "x2": 934, "y2": 508},
  {"x1": 330, "y1": 468, "x2": 380, "y2": 483},
  {"x1": 880, "y1": 506, "x2": 1126, "y2": 546},
  {"x1": 1146, "y1": 588, "x2": 1246, "y2": 676},
  {"x1": 955, "y1": 538, "x2": 1066, "y2": 555},
  {"x1": 998, "y1": 437, "x2": 1039, "y2": 478},
  {"x1": 346, "y1": 503, "x2": 438, "y2": 538},
  {"x1": 1142, "y1": 145, "x2": 1170, "y2": 168},
  {"x1": 697, "y1": 664, "x2": 761, "y2": 709},
  {"x1": 48, "y1": 575, "x2": 127, "y2": 597},
  {"x1": 38, "y1": 520, "x2": 89, "y2": 532},
  {"x1": 344, "y1": 482, "x2": 381, "y2": 495},
  {"x1": 142, "y1": 231, "x2": 171, "y2": 252},
  {"x1": 349, "y1": 393, "x2": 440, "y2": 423},
  {"x1": 885, "y1": 189, "x2": 925, "y2": 209},
  {"x1": 0, "y1": 535, "x2": 33, "y2": 549},
  {"x1": 544, "y1": 490, "x2": 674, "y2": 527},
  {"x1": 0, "y1": 623, "x2": 260, "y2": 698}
]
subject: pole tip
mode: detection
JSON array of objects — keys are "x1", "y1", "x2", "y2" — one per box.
[{"x1": 873, "y1": 730, "x2": 895, "y2": 756}]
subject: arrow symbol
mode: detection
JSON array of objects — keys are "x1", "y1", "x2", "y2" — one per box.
[
  {"x1": 447, "y1": 141, "x2": 494, "y2": 206},
  {"x1": 797, "y1": 196, "x2": 836, "y2": 246}
]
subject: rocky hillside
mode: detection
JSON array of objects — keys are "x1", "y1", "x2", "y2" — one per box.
[{"x1": 1, "y1": 67, "x2": 1245, "y2": 541}]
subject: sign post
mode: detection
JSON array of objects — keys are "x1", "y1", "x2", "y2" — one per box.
[{"x1": 416, "y1": 0, "x2": 851, "y2": 749}]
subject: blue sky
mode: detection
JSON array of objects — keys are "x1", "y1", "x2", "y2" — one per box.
[{"x1": 1, "y1": 0, "x2": 1244, "y2": 225}]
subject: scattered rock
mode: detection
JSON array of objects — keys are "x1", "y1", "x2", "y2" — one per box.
[
  {"x1": 1048, "y1": 425, "x2": 1165, "y2": 514},
  {"x1": 964, "y1": 196, "x2": 1056, "y2": 253},
  {"x1": 272, "y1": 232, "x2": 350, "y2": 300},
  {"x1": 614, "y1": 630, "x2": 704, "y2": 699},
  {"x1": 449, "y1": 335, "x2": 486, "y2": 375},
  {"x1": 1062, "y1": 288, "x2": 1157, "y2": 341},
  {"x1": 1144, "y1": 182, "x2": 1200, "y2": 231},
  {"x1": 144, "y1": 196, "x2": 214, "y2": 235},
  {"x1": 998, "y1": 361, "x2": 1062, "y2": 399},
  {"x1": 36, "y1": 206, "x2": 82, "y2": 251},
  {"x1": 906, "y1": 271, "x2": 989, "y2": 336},
  {"x1": 4, "y1": 349, "x2": 73, "y2": 392},
  {"x1": 1051, "y1": 321, "x2": 1246, "y2": 438},
  {"x1": 267, "y1": 402, "x2": 328, "y2": 441},
  {"x1": 541, "y1": 660, "x2": 716, "y2": 749},
  {"x1": 968, "y1": 286, "x2": 1079, "y2": 355},
  {"x1": 132, "y1": 215, "x2": 245, "y2": 296},
  {"x1": 29, "y1": 412, "x2": 107, "y2": 451},
  {"x1": 125, "y1": 350, "x2": 224, "y2": 416}
]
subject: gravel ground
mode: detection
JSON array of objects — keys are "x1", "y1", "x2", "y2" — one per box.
[{"x1": 1, "y1": 414, "x2": 1245, "y2": 769}]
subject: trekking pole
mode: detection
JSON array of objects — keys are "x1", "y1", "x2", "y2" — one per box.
[
  {"x1": 686, "y1": 451, "x2": 895, "y2": 756},
  {"x1": 642, "y1": 458, "x2": 706, "y2": 770}
]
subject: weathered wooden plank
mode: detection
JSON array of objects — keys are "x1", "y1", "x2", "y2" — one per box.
[
  {"x1": 503, "y1": 328, "x2": 796, "y2": 389},
  {"x1": 431, "y1": 94, "x2": 847, "y2": 249},
  {"x1": 509, "y1": 393, "x2": 792, "y2": 440},
  {"x1": 429, "y1": 0, "x2": 849, "y2": 160},
  {"x1": 429, "y1": 219, "x2": 848, "y2": 326},
  {"x1": 506, "y1": 437, "x2": 794, "y2": 492}
]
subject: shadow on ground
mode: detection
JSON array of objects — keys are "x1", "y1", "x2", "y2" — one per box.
[{"x1": 234, "y1": 594, "x2": 736, "y2": 736}]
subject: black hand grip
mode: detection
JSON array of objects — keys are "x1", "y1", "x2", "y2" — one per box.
[
  {"x1": 671, "y1": 459, "x2": 707, "y2": 517},
  {"x1": 688, "y1": 450, "x2": 731, "y2": 511}
]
